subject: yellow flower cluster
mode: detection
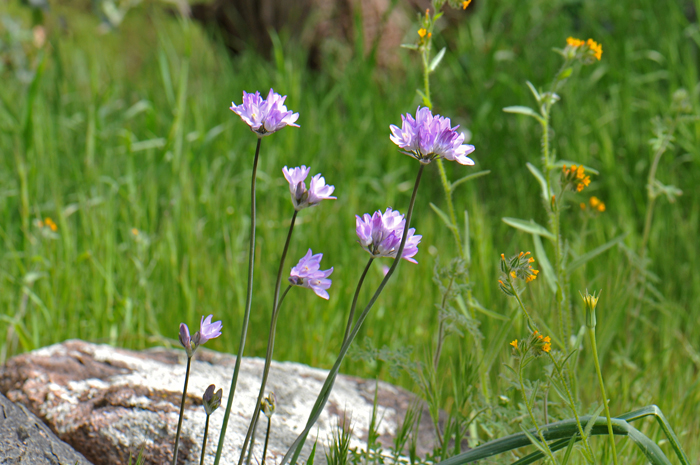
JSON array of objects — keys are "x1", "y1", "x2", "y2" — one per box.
[
  {"x1": 534, "y1": 331, "x2": 552, "y2": 353},
  {"x1": 510, "y1": 339, "x2": 518, "y2": 349},
  {"x1": 508, "y1": 332, "x2": 551, "y2": 354},
  {"x1": 566, "y1": 37, "x2": 603, "y2": 61},
  {"x1": 37, "y1": 217, "x2": 58, "y2": 232},
  {"x1": 587, "y1": 38, "x2": 603, "y2": 61},
  {"x1": 562, "y1": 164, "x2": 591, "y2": 192},
  {"x1": 462, "y1": 0, "x2": 472, "y2": 9},
  {"x1": 566, "y1": 37, "x2": 585, "y2": 47}
]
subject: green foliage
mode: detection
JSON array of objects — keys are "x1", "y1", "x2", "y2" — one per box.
[{"x1": 1, "y1": 0, "x2": 699, "y2": 461}]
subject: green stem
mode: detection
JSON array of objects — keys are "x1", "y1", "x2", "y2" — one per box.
[
  {"x1": 343, "y1": 257, "x2": 374, "y2": 345},
  {"x1": 518, "y1": 353, "x2": 558, "y2": 464},
  {"x1": 199, "y1": 414, "x2": 210, "y2": 465},
  {"x1": 214, "y1": 137, "x2": 261, "y2": 465},
  {"x1": 173, "y1": 356, "x2": 192, "y2": 465},
  {"x1": 588, "y1": 328, "x2": 619, "y2": 465},
  {"x1": 261, "y1": 416, "x2": 272, "y2": 465},
  {"x1": 547, "y1": 352, "x2": 594, "y2": 461},
  {"x1": 238, "y1": 283, "x2": 294, "y2": 465},
  {"x1": 281, "y1": 164, "x2": 425, "y2": 465}
]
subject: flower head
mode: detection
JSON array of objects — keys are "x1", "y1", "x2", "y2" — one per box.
[
  {"x1": 198, "y1": 314, "x2": 223, "y2": 345},
  {"x1": 580, "y1": 289, "x2": 600, "y2": 329},
  {"x1": 202, "y1": 384, "x2": 223, "y2": 415},
  {"x1": 179, "y1": 323, "x2": 195, "y2": 357},
  {"x1": 562, "y1": 164, "x2": 592, "y2": 192},
  {"x1": 586, "y1": 38, "x2": 603, "y2": 61},
  {"x1": 390, "y1": 107, "x2": 475, "y2": 165},
  {"x1": 462, "y1": 0, "x2": 471, "y2": 9},
  {"x1": 282, "y1": 166, "x2": 336, "y2": 211},
  {"x1": 230, "y1": 89, "x2": 299, "y2": 137},
  {"x1": 355, "y1": 208, "x2": 421, "y2": 263},
  {"x1": 289, "y1": 249, "x2": 334, "y2": 300},
  {"x1": 510, "y1": 339, "x2": 518, "y2": 349},
  {"x1": 566, "y1": 36, "x2": 585, "y2": 48}
]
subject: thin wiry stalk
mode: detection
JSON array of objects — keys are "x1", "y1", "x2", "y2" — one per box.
[
  {"x1": 342, "y1": 257, "x2": 373, "y2": 345},
  {"x1": 214, "y1": 137, "x2": 262, "y2": 464},
  {"x1": 588, "y1": 328, "x2": 619, "y2": 465},
  {"x1": 280, "y1": 163, "x2": 425, "y2": 465},
  {"x1": 172, "y1": 356, "x2": 192, "y2": 465}
]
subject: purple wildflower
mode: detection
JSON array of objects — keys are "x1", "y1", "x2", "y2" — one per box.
[
  {"x1": 198, "y1": 314, "x2": 223, "y2": 345},
  {"x1": 390, "y1": 107, "x2": 475, "y2": 165},
  {"x1": 283, "y1": 166, "x2": 336, "y2": 211},
  {"x1": 230, "y1": 89, "x2": 299, "y2": 137},
  {"x1": 288, "y1": 249, "x2": 334, "y2": 300},
  {"x1": 179, "y1": 323, "x2": 194, "y2": 356},
  {"x1": 355, "y1": 208, "x2": 421, "y2": 263}
]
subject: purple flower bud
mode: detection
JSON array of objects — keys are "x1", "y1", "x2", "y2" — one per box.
[
  {"x1": 203, "y1": 384, "x2": 223, "y2": 415},
  {"x1": 288, "y1": 249, "x2": 334, "y2": 300},
  {"x1": 179, "y1": 323, "x2": 196, "y2": 357},
  {"x1": 355, "y1": 208, "x2": 421, "y2": 263},
  {"x1": 283, "y1": 166, "x2": 336, "y2": 211},
  {"x1": 230, "y1": 89, "x2": 299, "y2": 137},
  {"x1": 198, "y1": 315, "x2": 223, "y2": 345},
  {"x1": 390, "y1": 107, "x2": 475, "y2": 165}
]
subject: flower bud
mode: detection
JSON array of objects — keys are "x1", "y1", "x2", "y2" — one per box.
[
  {"x1": 179, "y1": 323, "x2": 196, "y2": 358},
  {"x1": 261, "y1": 392, "x2": 277, "y2": 419},
  {"x1": 203, "y1": 384, "x2": 223, "y2": 415},
  {"x1": 580, "y1": 289, "x2": 600, "y2": 329}
]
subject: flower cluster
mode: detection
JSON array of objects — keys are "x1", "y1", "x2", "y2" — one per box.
[
  {"x1": 581, "y1": 196, "x2": 606, "y2": 213},
  {"x1": 179, "y1": 315, "x2": 223, "y2": 357},
  {"x1": 565, "y1": 36, "x2": 603, "y2": 62},
  {"x1": 230, "y1": 89, "x2": 299, "y2": 137},
  {"x1": 509, "y1": 331, "x2": 551, "y2": 356},
  {"x1": 498, "y1": 251, "x2": 539, "y2": 295},
  {"x1": 390, "y1": 107, "x2": 475, "y2": 165},
  {"x1": 282, "y1": 166, "x2": 336, "y2": 211},
  {"x1": 289, "y1": 249, "x2": 334, "y2": 300},
  {"x1": 355, "y1": 208, "x2": 421, "y2": 263},
  {"x1": 562, "y1": 164, "x2": 591, "y2": 192}
]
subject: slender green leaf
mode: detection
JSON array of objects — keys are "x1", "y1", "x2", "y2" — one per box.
[
  {"x1": 451, "y1": 170, "x2": 490, "y2": 190},
  {"x1": 158, "y1": 49, "x2": 176, "y2": 109},
  {"x1": 503, "y1": 106, "x2": 544, "y2": 123},
  {"x1": 460, "y1": 295, "x2": 508, "y2": 321},
  {"x1": 307, "y1": 439, "x2": 318, "y2": 465},
  {"x1": 503, "y1": 217, "x2": 555, "y2": 241},
  {"x1": 519, "y1": 425, "x2": 548, "y2": 455},
  {"x1": 532, "y1": 234, "x2": 557, "y2": 292},
  {"x1": 583, "y1": 404, "x2": 605, "y2": 439},
  {"x1": 618, "y1": 405, "x2": 690, "y2": 465},
  {"x1": 429, "y1": 47, "x2": 447, "y2": 72},
  {"x1": 526, "y1": 162, "x2": 550, "y2": 202},
  {"x1": 463, "y1": 210, "x2": 470, "y2": 263},
  {"x1": 431, "y1": 203, "x2": 457, "y2": 232},
  {"x1": 526, "y1": 81, "x2": 541, "y2": 103},
  {"x1": 561, "y1": 435, "x2": 577, "y2": 465},
  {"x1": 567, "y1": 234, "x2": 627, "y2": 273}
]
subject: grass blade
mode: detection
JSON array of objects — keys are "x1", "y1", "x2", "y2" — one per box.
[{"x1": 502, "y1": 217, "x2": 556, "y2": 241}]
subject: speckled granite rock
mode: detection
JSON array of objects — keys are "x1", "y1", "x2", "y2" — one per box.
[
  {"x1": 0, "y1": 340, "x2": 436, "y2": 465},
  {"x1": 0, "y1": 392, "x2": 92, "y2": 464}
]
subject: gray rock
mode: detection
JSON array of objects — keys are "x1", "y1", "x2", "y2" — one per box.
[
  {"x1": 0, "y1": 391, "x2": 92, "y2": 464},
  {"x1": 0, "y1": 340, "x2": 437, "y2": 465}
]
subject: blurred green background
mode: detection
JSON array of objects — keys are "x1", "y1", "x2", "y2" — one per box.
[{"x1": 1, "y1": 0, "x2": 699, "y2": 458}]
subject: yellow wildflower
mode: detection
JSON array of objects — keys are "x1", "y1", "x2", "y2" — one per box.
[
  {"x1": 589, "y1": 196, "x2": 600, "y2": 208},
  {"x1": 544, "y1": 336, "x2": 551, "y2": 343},
  {"x1": 418, "y1": 28, "x2": 427, "y2": 39},
  {"x1": 586, "y1": 38, "x2": 603, "y2": 60},
  {"x1": 462, "y1": 0, "x2": 472, "y2": 9},
  {"x1": 510, "y1": 271, "x2": 517, "y2": 279},
  {"x1": 44, "y1": 217, "x2": 57, "y2": 232},
  {"x1": 597, "y1": 202, "x2": 606, "y2": 212},
  {"x1": 543, "y1": 342, "x2": 552, "y2": 353},
  {"x1": 510, "y1": 340, "x2": 518, "y2": 349},
  {"x1": 131, "y1": 228, "x2": 139, "y2": 236},
  {"x1": 567, "y1": 37, "x2": 585, "y2": 48}
]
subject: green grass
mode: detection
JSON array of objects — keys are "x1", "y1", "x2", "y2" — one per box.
[{"x1": 1, "y1": 0, "x2": 699, "y2": 461}]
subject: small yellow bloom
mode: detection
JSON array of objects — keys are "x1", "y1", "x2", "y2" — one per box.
[
  {"x1": 44, "y1": 217, "x2": 57, "y2": 232},
  {"x1": 567, "y1": 37, "x2": 585, "y2": 48},
  {"x1": 544, "y1": 336, "x2": 551, "y2": 343},
  {"x1": 589, "y1": 196, "x2": 600, "y2": 208},
  {"x1": 543, "y1": 342, "x2": 552, "y2": 353},
  {"x1": 501, "y1": 253, "x2": 505, "y2": 261},
  {"x1": 131, "y1": 228, "x2": 139, "y2": 236},
  {"x1": 528, "y1": 257, "x2": 535, "y2": 263},
  {"x1": 580, "y1": 202, "x2": 586, "y2": 210},
  {"x1": 462, "y1": 0, "x2": 472, "y2": 9},
  {"x1": 418, "y1": 28, "x2": 427, "y2": 38},
  {"x1": 576, "y1": 165, "x2": 585, "y2": 180},
  {"x1": 427, "y1": 32, "x2": 432, "y2": 38},
  {"x1": 510, "y1": 340, "x2": 518, "y2": 349},
  {"x1": 586, "y1": 38, "x2": 603, "y2": 60},
  {"x1": 597, "y1": 202, "x2": 606, "y2": 212},
  {"x1": 510, "y1": 271, "x2": 517, "y2": 279}
]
